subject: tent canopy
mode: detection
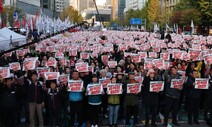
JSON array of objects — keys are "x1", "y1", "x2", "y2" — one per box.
[{"x1": 0, "y1": 27, "x2": 26, "y2": 50}]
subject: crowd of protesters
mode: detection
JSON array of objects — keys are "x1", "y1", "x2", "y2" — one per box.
[{"x1": 0, "y1": 31, "x2": 212, "y2": 127}]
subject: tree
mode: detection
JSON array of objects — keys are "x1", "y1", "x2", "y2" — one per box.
[
  {"x1": 198, "y1": 1, "x2": 212, "y2": 26},
  {"x1": 180, "y1": 9, "x2": 201, "y2": 26},
  {"x1": 124, "y1": 1, "x2": 148, "y2": 26},
  {"x1": 147, "y1": 0, "x2": 159, "y2": 26},
  {"x1": 60, "y1": 6, "x2": 83, "y2": 23}
]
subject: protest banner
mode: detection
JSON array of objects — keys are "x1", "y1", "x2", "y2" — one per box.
[
  {"x1": 87, "y1": 84, "x2": 103, "y2": 95},
  {"x1": 0, "y1": 67, "x2": 10, "y2": 78},
  {"x1": 46, "y1": 57, "x2": 57, "y2": 67},
  {"x1": 22, "y1": 59, "x2": 36, "y2": 71},
  {"x1": 131, "y1": 54, "x2": 141, "y2": 63},
  {"x1": 171, "y1": 79, "x2": 184, "y2": 89},
  {"x1": 204, "y1": 54, "x2": 212, "y2": 65},
  {"x1": 68, "y1": 80, "x2": 84, "y2": 92},
  {"x1": 107, "y1": 83, "x2": 122, "y2": 95},
  {"x1": 75, "y1": 62, "x2": 89, "y2": 72},
  {"x1": 108, "y1": 61, "x2": 117, "y2": 68},
  {"x1": 135, "y1": 76, "x2": 144, "y2": 84},
  {"x1": 101, "y1": 55, "x2": 109, "y2": 65},
  {"x1": 148, "y1": 52, "x2": 157, "y2": 58},
  {"x1": 47, "y1": 46, "x2": 56, "y2": 52},
  {"x1": 127, "y1": 83, "x2": 141, "y2": 94},
  {"x1": 153, "y1": 59, "x2": 164, "y2": 69},
  {"x1": 80, "y1": 52, "x2": 90, "y2": 59},
  {"x1": 160, "y1": 52, "x2": 170, "y2": 61},
  {"x1": 195, "y1": 78, "x2": 209, "y2": 89},
  {"x1": 9, "y1": 62, "x2": 21, "y2": 71},
  {"x1": 55, "y1": 51, "x2": 64, "y2": 58},
  {"x1": 59, "y1": 57, "x2": 67, "y2": 66},
  {"x1": 44, "y1": 72, "x2": 60, "y2": 80},
  {"x1": 189, "y1": 49, "x2": 201, "y2": 61},
  {"x1": 16, "y1": 50, "x2": 25, "y2": 56},
  {"x1": 99, "y1": 78, "x2": 111, "y2": 88},
  {"x1": 144, "y1": 61, "x2": 153, "y2": 70},
  {"x1": 36, "y1": 67, "x2": 49, "y2": 77},
  {"x1": 138, "y1": 52, "x2": 147, "y2": 59},
  {"x1": 150, "y1": 81, "x2": 164, "y2": 92},
  {"x1": 59, "y1": 74, "x2": 69, "y2": 84}
]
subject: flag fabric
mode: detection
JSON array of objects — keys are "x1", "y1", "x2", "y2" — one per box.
[
  {"x1": 13, "y1": 11, "x2": 20, "y2": 28},
  {"x1": 0, "y1": 0, "x2": 3, "y2": 13},
  {"x1": 191, "y1": 20, "x2": 195, "y2": 34}
]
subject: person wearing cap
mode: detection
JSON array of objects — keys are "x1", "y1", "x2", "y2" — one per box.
[
  {"x1": 163, "y1": 67, "x2": 182, "y2": 126},
  {"x1": 142, "y1": 69, "x2": 160, "y2": 127},
  {"x1": 185, "y1": 69, "x2": 202, "y2": 125},
  {"x1": 124, "y1": 71, "x2": 140, "y2": 126},
  {"x1": 46, "y1": 80, "x2": 62, "y2": 127},
  {"x1": 0, "y1": 77, "x2": 17, "y2": 127}
]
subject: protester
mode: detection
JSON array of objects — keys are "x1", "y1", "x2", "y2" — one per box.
[
  {"x1": 26, "y1": 71, "x2": 44, "y2": 127},
  {"x1": 124, "y1": 72, "x2": 140, "y2": 126},
  {"x1": 0, "y1": 76, "x2": 17, "y2": 127},
  {"x1": 108, "y1": 77, "x2": 121, "y2": 127},
  {"x1": 163, "y1": 67, "x2": 182, "y2": 126},
  {"x1": 46, "y1": 80, "x2": 62, "y2": 127},
  {"x1": 86, "y1": 74, "x2": 103, "y2": 127},
  {"x1": 0, "y1": 31, "x2": 211, "y2": 127},
  {"x1": 142, "y1": 69, "x2": 160, "y2": 127},
  {"x1": 68, "y1": 70, "x2": 84, "y2": 127},
  {"x1": 186, "y1": 70, "x2": 201, "y2": 125}
]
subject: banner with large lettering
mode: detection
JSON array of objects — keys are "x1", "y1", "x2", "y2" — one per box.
[
  {"x1": 68, "y1": 80, "x2": 84, "y2": 92},
  {"x1": 195, "y1": 78, "x2": 209, "y2": 89},
  {"x1": 87, "y1": 84, "x2": 103, "y2": 95},
  {"x1": 150, "y1": 81, "x2": 164, "y2": 92},
  {"x1": 127, "y1": 83, "x2": 141, "y2": 94},
  {"x1": 107, "y1": 83, "x2": 122, "y2": 95}
]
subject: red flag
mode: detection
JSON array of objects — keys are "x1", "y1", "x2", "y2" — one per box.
[
  {"x1": 14, "y1": 21, "x2": 20, "y2": 28},
  {"x1": 0, "y1": 0, "x2": 3, "y2": 13},
  {"x1": 22, "y1": 17, "x2": 26, "y2": 27}
]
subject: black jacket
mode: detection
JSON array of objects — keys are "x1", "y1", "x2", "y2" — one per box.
[
  {"x1": 186, "y1": 77, "x2": 202, "y2": 98},
  {"x1": 46, "y1": 88, "x2": 61, "y2": 110},
  {"x1": 142, "y1": 76, "x2": 160, "y2": 106},
  {"x1": 0, "y1": 85, "x2": 17, "y2": 108},
  {"x1": 165, "y1": 74, "x2": 182, "y2": 98},
  {"x1": 26, "y1": 80, "x2": 44, "y2": 104}
]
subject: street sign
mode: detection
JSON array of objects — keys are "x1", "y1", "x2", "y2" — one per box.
[{"x1": 130, "y1": 18, "x2": 142, "y2": 25}]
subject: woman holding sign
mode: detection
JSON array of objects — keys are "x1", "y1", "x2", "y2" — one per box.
[
  {"x1": 142, "y1": 69, "x2": 161, "y2": 127},
  {"x1": 107, "y1": 77, "x2": 122, "y2": 127},
  {"x1": 86, "y1": 75, "x2": 103, "y2": 127}
]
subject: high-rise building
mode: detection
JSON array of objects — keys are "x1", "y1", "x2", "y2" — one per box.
[
  {"x1": 71, "y1": 0, "x2": 94, "y2": 13},
  {"x1": 41, "y1": 0, "x2": 67, "y2": 12},
  {"x1": 111, "y1": 0, "x2": 125, "y2": 20},
  {"x1": 124, "y1": 0, "x2": 147, "y2": 12},
  {"x1": 55, "y1": 0, "x2": 65, "y2": 12},
  {"x1": 111, "y1": 0, "x2": 118, "y2": 19},
  {"x1": 117, "y1": 0, "x2": 125, "y2": 20},
  {"x1": 159, "y1": 0, "x2": 180, "y2": 12}
]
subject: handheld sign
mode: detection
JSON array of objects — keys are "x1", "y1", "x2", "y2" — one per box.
[
  {"x1": 68, "y1": 80, "x2": 84, "y2": 92},
  {"x1": 127, "y1": 83, "x2": 141, "y2": 94},
  {"x1": 0, "y1": 67, "x2": 11, "y2": 79},
  {"x1": 59, "y1": 74, "x2": 69, "y2": 84},
  {"x1": 195, "y1": 78, "x2": 209, "y2": 89},
  {"x1": 36, "y1": 67, "x2": 50, "y2": 77},
  {"x1": 75, "y1": 62, "x2": 89, "y2": 72},
  {"x1": 107, "y1": 83, "x2": 122, "y2": 95},
  {"x1": 46, "y1": 57, "x2": 57, "y2": 67},
  {"x1": 23, "y1": 59, "x2": 36, "y2": 71},
  {"x1": 171, "y1": 79, "x2": 184, "y2": 89},
  {"x1": 44, "y1": 72, "x2": 60, "y2": 80},
  {"x1": 9, "y1": 62, "x2": 21, "y2": 71},
  {"x1": 87, "y1": 84, "x2": 103, "y2": 95},
  {"x1": 99, "y1": 78, "x2": 111, "y2": 88},
  {"x1": 135, "y1": 76, "x2": 144, "y2": 85},
  {"x1": 150, "y1": 81, "x2": 164, "y2": 92},
  {"x1": 108, "y1": 61, "x2": 117, "y2": 68}
]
